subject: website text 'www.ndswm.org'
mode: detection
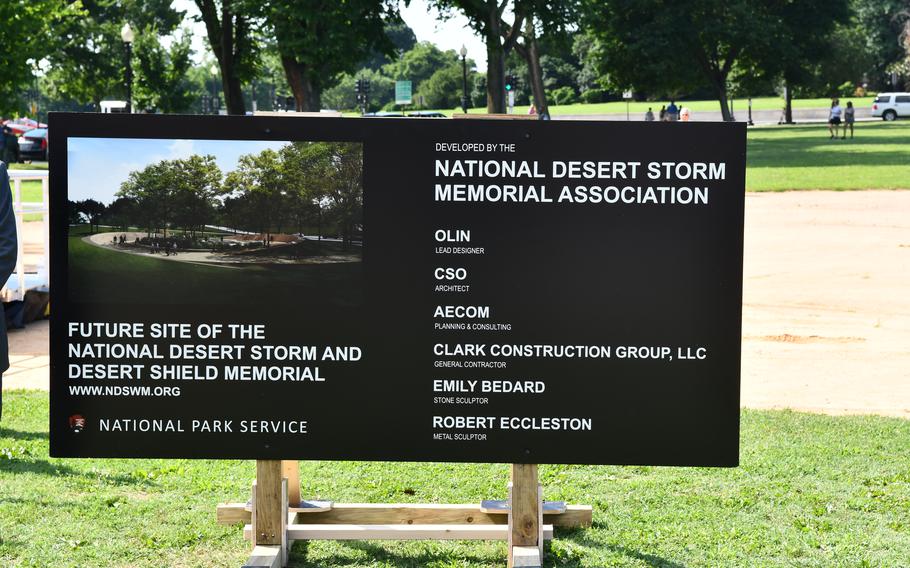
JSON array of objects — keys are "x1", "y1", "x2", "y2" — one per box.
[{"x1": 68, "y1": 385, "x2": 181, "y2": 397}]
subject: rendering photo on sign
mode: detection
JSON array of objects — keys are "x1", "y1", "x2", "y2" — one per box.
[
  {"x1": 66, "y1": 137, "x2": 363, "y2": 308},
  {"x1": 51, "y1": 113, "x2": 745, "y2": 466}
]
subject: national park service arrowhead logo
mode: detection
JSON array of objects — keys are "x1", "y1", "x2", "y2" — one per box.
[{"x1": 69, "y1": 414, "x2": 86, "y2": 433}]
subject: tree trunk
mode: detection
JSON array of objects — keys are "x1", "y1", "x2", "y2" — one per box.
[
  {"x1": 196, "y1": 0, "x2": 247, "y2": 115},
  {"x1": 219, "y1": 2, "x2": 245, "y2": 115},
  {"x1": 223, "y1": 71, "x2": 246, "y2": 115},
  {"x1": 784, "y1": 82, "x2": 793, "y2": 124},
  {"x1": 485, "y1": 6, "x2": 505, "y2": 114},
  {"x1": 713, "y1": 76, "x2": 732, "y2": 122},
  {"x1": 517, "y1": 17, "x2": 547, "y2": 118},
  {"x1": 281, "y1": 56, "x2": 321, "y2": 111}
]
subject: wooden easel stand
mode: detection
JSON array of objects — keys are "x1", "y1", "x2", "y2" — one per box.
[{"x1": 220, "y1": 460, "x2": 591, "y2": 568}]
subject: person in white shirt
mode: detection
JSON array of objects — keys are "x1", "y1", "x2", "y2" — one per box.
[{"x1": 828, "y1": 99, "x2": 843, "y2": 139}]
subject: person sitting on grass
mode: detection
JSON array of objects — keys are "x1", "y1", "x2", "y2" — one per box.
[
  {"x1": 828, "y1": 99, "x2": 842, "y2": 139},
  {"x1": 843, "y1": 101, "x2": 855, "y2": 139}
]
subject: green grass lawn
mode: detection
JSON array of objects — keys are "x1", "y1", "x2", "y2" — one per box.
[
  {"x1": 1, "y1": 390, "x2": 908, "y2": 567},
  {"x1": 7, "y1": 162, "x2": 47, "y2": 171},
  {"x1": 7, "y1": 178, "x2": 46, "y2": 221},
  {"x1": 746, "y1": 121, "x2": 910, "y2": 191}
]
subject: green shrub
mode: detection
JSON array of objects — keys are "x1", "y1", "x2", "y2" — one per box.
[
  {"x1": 549, "y1": 86, "x2": 577, "y2": 105},
  {"x1": 580, "y1": 88, "x2": 606, "y2": 104}
]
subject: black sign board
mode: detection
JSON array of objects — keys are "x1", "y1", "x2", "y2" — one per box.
[{"x1": 49, "y1": 113, "x2": 745, "y2": 466}]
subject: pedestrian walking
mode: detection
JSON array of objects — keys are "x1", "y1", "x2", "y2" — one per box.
[
  {"x1": 828, "y1": 99, "x2": 842, "y2": 139},
  {"x1": 645, "y1": 107, "x2": 655, "y2": 121},
  {"x1": 842, "y1": 101, "x2": 855, "y2": 139},
  {"x1": 659, "y1": 105, "x2": 667, "y2": 121},
  {"x1": 667, "y1": 100, "x2": 679, "y2": 121}
]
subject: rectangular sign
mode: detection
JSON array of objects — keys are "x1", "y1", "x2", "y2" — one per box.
[
  {"x1": 50, "y1": 114, "x2": 745, "y2": 465},
  {"x1": 395, "y1": 80, "x2": 412, "y2": 105}
]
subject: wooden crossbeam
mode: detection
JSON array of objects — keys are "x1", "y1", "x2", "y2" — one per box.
[
  {"x1": 217, "y1": 502, "x2": 593, "y2": 528},
  {"x1": 243, "y1": 523, "x2": 555, "y2": 541}
]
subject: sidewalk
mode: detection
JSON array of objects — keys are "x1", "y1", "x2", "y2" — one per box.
[{"x1": 4, "y1": 319, "x2": 49, "y2": 389}]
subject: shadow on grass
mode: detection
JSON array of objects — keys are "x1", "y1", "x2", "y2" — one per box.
[
  {"x1": 283, "y1": 530, "x2": 688, "y2": 568},
  {"x1": 0, "y1": 427, "x2": 47, "y2": 441},
  {"x1": 0, "y1": 457, "x2": 138, "y2": 485},
  {"x1": 288, "y1": 540, "x2": 502, "y2": 568},
  {"x1": 553, "y1": 526, "x2": 688, "y2": 568},
  {"x1": 747, "y1": 124, "x2": 910, "y2": 169}
]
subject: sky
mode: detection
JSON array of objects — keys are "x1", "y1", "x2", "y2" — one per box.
[
  {"x1": 68, "y1": 138, "x2": 288, "y2": 203},
  {"x1": 170, "y1": 0, "x2": 488, "y2": 71}
]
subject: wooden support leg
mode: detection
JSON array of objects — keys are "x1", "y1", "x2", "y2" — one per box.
[
  {"x1": 255, "y1": 460, "x2": 284, "y2": 546},
  {"x1": 247, "y1": 460, "x2": 288, "y2": 567},
  {"x1": 508, "y1": 464, "x2": 541, "y2": 568},
  {"x1": 281, "y1": 460, "x2": 300, "y2": 507}
]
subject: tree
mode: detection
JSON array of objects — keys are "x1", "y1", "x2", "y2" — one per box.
[
  {"x1": 750, "y1": 0, "x2": 850, "y2": 123},
  {"x1": 253, "y1": 0, "x2": 401, "y2": 111},
  {"x1": 416, "y1": 59, "x2": 471, "y2": 109},
  {"x1": 170, "y1": 156, "x2": 224, "y2": 237},
  {"x1": 118, "y1": 160, "x2": 175, "y2": 237},
  {"x1": 133, "y1": 28, "x2": 197, "y2": 113},
  {"x1": 321, "y1": 143, "x2": 363, "y2": 248},
  {"x1": 78, "y1": 199, "x2": 107, "y2": 233},
  {"x1": 854, "y1": 0, "x2": 909, "y2": 89},
  {"x1": 361, "y1": 20, "x2": 418, "y2": 71},
  {"x1": 47, "y1": 0, "x2": 184, "y2": 110},
  {"x1": 586, "y1": 0, "x2": 801, "y2": 120},
  {"x1": 431, "y1": 0, "x2": 526, "y2": 113},
  {"x1": 225, "y1": 149, "x2": 288, "y2": 240},
  {"x1": 67, "y1": 200, "x2": 83, "y2": 226},
  {"x1": 104, "y1": 197, "x2": 140, "y2": 231},
  {"x1": 508, "y1": 1, "x2": 578, "y2": 118},
  {"x1": 0, "y1": 0, "x2": 77, "y2": 115},
  {"x1": 195, "y1": 0, "x2": 259, "y2": 114},
  {"x1": 383, "y1": 42, "x2": 455, "y2": 86}
]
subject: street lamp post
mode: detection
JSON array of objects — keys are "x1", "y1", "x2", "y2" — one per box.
[
  {"x1": 210, "y1": 64, "x2": 220, "y2": 114},
  {"x1": 120, "y1": 23, "x2": 134, "y2": 113},
  {"x1": 459, "y1": 45, "x2": 468, "y2": 114}
]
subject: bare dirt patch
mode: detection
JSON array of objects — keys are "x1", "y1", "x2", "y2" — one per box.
[{"x1": 741, "y1": 190, "x2": 910, "y2": 418}]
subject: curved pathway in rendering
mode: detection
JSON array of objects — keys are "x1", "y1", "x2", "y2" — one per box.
[{"x1": 82, "y1": 231, "x2": 359, "y2": 266}]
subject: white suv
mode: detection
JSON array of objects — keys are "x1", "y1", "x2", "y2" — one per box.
[{"x1": 871, "y1": 93, "x2": 910, "y2": 121}]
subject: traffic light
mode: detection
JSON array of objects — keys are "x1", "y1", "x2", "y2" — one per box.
[
  {"x1": 362, "y1": 79, "x2": 371, "y2": 93},
  {"x1": 505, "y1": 74, "x2": 514, "y2": 92},
  {"x1": 355, "y1": 79, "x2": 362, "y2": 94}
]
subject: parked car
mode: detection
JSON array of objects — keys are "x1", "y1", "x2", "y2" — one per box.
[
  {"x1": 871, "y1": 92, "x2": 910, "y2": 121},
  {"x1": 18, "y1": 128, "x2": 48, "y2": 161},
  {"x1": 407, "y1": 111, "x2": 447, "y2": 118},
  {"x1": 2, "y1": 117, "x2": 44, "y2": 136}
]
